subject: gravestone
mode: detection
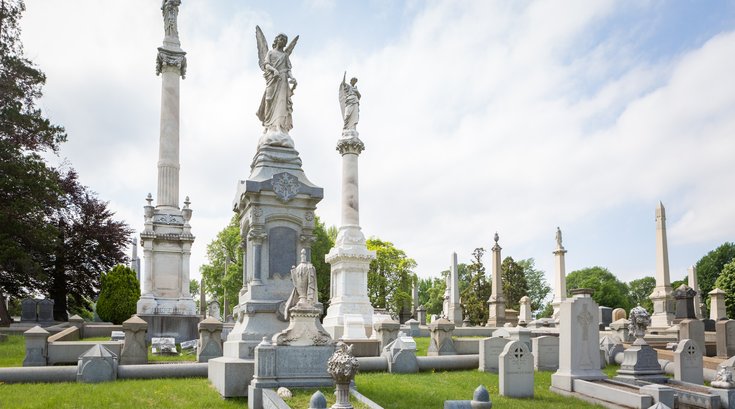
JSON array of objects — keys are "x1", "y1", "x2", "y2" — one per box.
[
  {"x1": 479, "y1": 336, "x2": 511, "y2": 373},
  {"x1": 506, "y1": 326, "x2": 532, "y2": 351},
  {"x1": 518, "y1": 296, "x2": 532, "y2": 326},
  {"x1": 717, "y1": 320, "x2": 735, "y2": 358},
  {"x1": 679, "y1": 319, "x2": 705, "y2": 356},
  {"x1": 20, "y1": 298, "x2": 37, "y2": 322},
  {"x1": 427, "y1": 317, "x2": 456, "y2": 356},
  {"x1": 37, "y1": 299, "x2": 54, "y2": 322},
  {"x1": 120, "y1": 315, "x2": 147, "y2": 365},
  {"x1": 674, "y1": 339, "x2": 704, "y2": 384},
  {"x1": 342, "y1": 314, "x2": 367, "y2": 339},
  {"x1": 551, "y1": 289, "x2": 607, "y2": 392},
  {"x1": 198, "y1": 316, "x2": 223, "y2": 362},
  {"x1": 673, "y1": 284, "x2": 697, "y2": 323},
  {"x1": 151, "y1": 337, "x2": 177, "y2": 355},
  {"x1": 710, "y1": 288, "x2": 728, "y2": 321},
  {"x1": 23, "y1": 325, "x2": 49, "y2": 366},
  {"x1": 499, "y1": 340, "x2": 534, "y2": 398},
  {"x1": 374, "y1": 319, "x2": 400, "y2": 350},
  {"x1": 614, "y1": 306, "x2": 668, "y2": 384},
  {"x1": 599, "y1": 306, "x2": 613, "y2": 329},
  {"x1": 76, "y1": 344, "x2": 118, "y2": 383},
  {"x1": 703, "y1": 318, "x2": 717, "y2": 332},
  {"x1": 610, "y1": 318, "x2": 631, "y2": 342},
  {"x1": 417, "y1": 305, "x2": 427, "y2": 325},
  {"x1": 600, "y1": 335, "x2": 624, "y2": 366},
  {"x1": 612, "y1": 308, "x2": 627, "y2": 322},
  {"x1": 405, "y1": 319, "x2": 420, "y2": 337},
  {"x1": 382, "y1": 333, "x2": 418, "y2": 373},
  {"x1": 532, "y1": 335, "x2": 559, "y2": 371}
]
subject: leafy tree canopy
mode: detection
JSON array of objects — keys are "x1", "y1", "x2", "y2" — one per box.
[
  {"x1": 713, "y1": 260, "x2": 735, "y2": 319},
  {"x1": 517, "y1": 258, "x2": 551, "y2": 314},
  {"x1": 696, "y1": 242, "x2": 735, "y2": 301},
  {"x1": 628, "y1": 276, "x2": 655, "y2": 313},
  {"x1": 200, "y1": 215, "x2": 241, "y2": 316},
  {"x1": 461, "y1": 248, "x2": 491, "y2": 325},
  {"x1": 501, "y1": 256, "x2": 528, "y2": 312},
  {"x1": 566, "y1": 266, "x2": 631, "y2": 311},
  {"x1": 367, "y1": 238, "x2": 417, "y2": 317}
]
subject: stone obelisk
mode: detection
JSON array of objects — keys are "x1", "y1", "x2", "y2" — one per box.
[
  {"x1": 650, "y1": 201, "x2": 674, "y2": 328},
  {"x1": 447, "y1": 252, "x2": 463, "y2": 325},
  {"x1": 688, "y1": 266, "x2": 703, "y2": 319},
  {"x1": 136, "y1": 0, "x2": 198, "y2": 341},
  {"x1": 486, "y1": 233, "x2": 506, "y2": 327},
  {"x1": 552, "y1": 227, "x2": 567, "y2": 320},
  {"x1": 323, "y1": 74, "x2": 376, "y2": 339}
]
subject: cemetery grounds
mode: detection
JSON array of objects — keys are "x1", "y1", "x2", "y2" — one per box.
[{"x1": 0, "y1": 335, "x2": 609, "y2": 408}]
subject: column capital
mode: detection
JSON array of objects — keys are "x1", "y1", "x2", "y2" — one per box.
[
  {"x1": 156, "y1": 47, "x2": 187, "y2": 79},
  {"x1": 336, "y1": 136, "x2": 365, "y2": 155}
]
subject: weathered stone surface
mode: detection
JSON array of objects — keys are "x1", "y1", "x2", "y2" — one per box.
[
  {"x1": 710, "y1": 288, "x2": 728, "y2": 321},
  {"x1": 417, "y1": 306, "x2": 427, "y2": 325},
  {"x1": 673, "y1": 339, "x2": 704, "y2": 384},
  {"x1": 20, "y1": 298, "x2": 37, "y2": 322},
  {"x1": 428, "y1": 317, "x2": 455, "y2": 356},
  {"x1": 650, "y1": 202, "x2": 674, "y2": 329},
  {"x1": 679, "y1": 319, "x2": 705, "y2": 356},
  {"x1": 374, "y1": 319, "x2": 400, "y2": 350},
  {"x1": 37, "y1": 299, "x2": 54, "y2": 323},
  {"x1": 532, "y1": 336, "x2": 559, "y2": 371},
  {"x1": 405, "y1": 319, "x2": 420, "y2": 337},
  {"x1": 551, "y1": 291, "x2": 607, "y2": 392},
  {"x1": 208, "y1": 356, "x2": 254, "y2": 397},
  {"x1": 640, "y1": 384, "x2": 674, "y2": 409},
  {"x1": 479, "y1": 336, "x2": 511, "y2": 373},
  {"x1": 716, "y1": 319, "x2": 735, "y2": 358},
  {"x1": 76, "y1": 344, "x2": 118, "y2": 383},
  {"x1": 198, "y1": 316, "x2": 223, "y2": 362},
  {"x1": 612, "y1": 308, "x2": 627, "y2": 322},
  {"x1": 309, "y1": 390, "x2": 327, "y2": 409},
  {"x1": 382, "y1": 333, "x2": 418, "y2": 373},
  {"x1": 120, "y1": 315, "x2": 147, "y2": 365},
  {"x1": 599, "y1": 306, "x2": 613, "y2": 329},
  {"x1": 673, "y1": 284, "x2": 697, "y2": 322},
  {"x1": 600, "y1": 335, "x2": 624, "y2": 366},
  {"x1": 499, "y1": 340, "x2": 533, "y2": 398},
  {"x1": 23, "y1": 326, "x2": 49, "y2": 367},
  {"x1": 486, "y1": 234, "x2": 505, "y2": 328}
]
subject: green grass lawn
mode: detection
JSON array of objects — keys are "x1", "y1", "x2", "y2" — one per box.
[{"x1": 0, "y1": 333, "x2": 614, "y2": 408}]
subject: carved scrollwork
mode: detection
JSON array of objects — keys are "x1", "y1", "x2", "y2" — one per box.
[
  {"x1": 336, "y1": 136, "x2": 365, "y2": 155},
  {"x1": 156, "y1": 48, "x2": 187, "y2": 78}
]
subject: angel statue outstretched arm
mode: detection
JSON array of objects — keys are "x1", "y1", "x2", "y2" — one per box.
[
  {"x1": 255, "y1": 25, "x2": 299, "y2": 141},
  {"x1": 338, "y1": 72, "x2": 360, "y2": 133}
]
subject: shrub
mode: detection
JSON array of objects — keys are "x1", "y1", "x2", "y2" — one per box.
[{"x1": 96, "y1": 265, "x2": 140, "y2": 324}]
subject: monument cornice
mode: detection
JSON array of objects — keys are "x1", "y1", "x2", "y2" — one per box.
[
  {"x1": 336, "y1": 136, "x2": 365, "y2": 156},
  {"x1": 156, "y1": 47, "x2": 187, "y2": 78}
]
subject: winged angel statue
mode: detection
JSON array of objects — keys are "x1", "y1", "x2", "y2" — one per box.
[
  {"x1": 255, "y1": 26, "x2": 299, "y2": 148},
  {"x1": 339, "y1": 73, "x2": 361, "y2": 135}
]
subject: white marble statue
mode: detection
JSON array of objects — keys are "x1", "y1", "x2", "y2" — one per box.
[
  {"x1": 255, "y1": 26, "x2": 299, "y2": 147},
  {"x1": 286, "y1": 249, "x2": 318, "y2": 313},
  {"x1": 339, "y1": 72, "x2": 361, "y2": 132},
  {"x1": 161, "y1": 0, "x2": 180, "y2": 38}
]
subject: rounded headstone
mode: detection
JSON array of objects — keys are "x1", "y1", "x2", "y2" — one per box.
[{"x1": 309, "y1": 390, "x2": 327, "y2": 409}]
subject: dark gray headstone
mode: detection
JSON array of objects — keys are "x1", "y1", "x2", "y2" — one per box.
[
  {"x1": 37, "y1": 299, "x2": 54, "y2": 322},
  {"x1": 268, "y1": 226, "x2": 297, "y2": 278},
  {"x1": 20, "y1": 298, "x2": 38, "y2": 322},
  {"x1": 674, "y1": 284, "x2": 697, "y2": 321},
  {"x1": 599, "y1": 306, "x2": 613, "y2": 328},
  {"x1": 703, "y1": 319, "x2": 716, "y2": 332}
]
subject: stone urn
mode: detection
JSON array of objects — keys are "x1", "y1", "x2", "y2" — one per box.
[{"x1": 327, "y1": 342, "x2": 359, "y2": 409}]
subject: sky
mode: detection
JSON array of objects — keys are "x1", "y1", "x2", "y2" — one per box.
[{"x1": 19, "y1": 1, "x2": 735, "y2": 293}]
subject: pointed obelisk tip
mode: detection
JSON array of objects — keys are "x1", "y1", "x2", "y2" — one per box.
[{"x1": 656, "y1": 201, "x2": 665, "y2": 218}]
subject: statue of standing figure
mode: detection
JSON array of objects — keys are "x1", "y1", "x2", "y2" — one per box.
[
  {"x1": 339, "y1": 72, "x2": 361, "y2": 133},
  {"x1": 284, "y1": 249, "x2": 318, "y2": 318},
  {"x1": 161, "y1": 0, "x2": 181, "y2": 38},
  {"x1": 255, "y1": 26, "x2": 299, "y2": 147}
]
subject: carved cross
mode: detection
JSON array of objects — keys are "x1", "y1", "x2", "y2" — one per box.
[{"x1": 577, "y1": 304, "x2": 593, "y2": 341}]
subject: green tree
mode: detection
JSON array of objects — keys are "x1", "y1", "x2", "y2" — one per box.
[
  {"x1": 501, "y1": 256, "x2": 528, "y2": 311},
  {"x1": 566, "y1": 266, "x2": 631, "y2": 311},
  {"x1": 628, "y1": 276, "x2": 655, "y2": 313},
  {"x1": 517, "y1": 258, "x2": 550, "y2": 314},
  {"x1": 200, "y1": 215, "x2": 242, "y2": 316},
  {"x1": 366, "y1": 238, "x2": 417, "y2": 317},
  {"x1": 417, "y1": 276, "x2": 445, "y2": 316},
  {"x1": 537, "y1": 302, "x2": 554, "y2": 319},
  {"x1": 0, "y1": 0, "x2": 67, "y2": 325},
  {"x1": 713, "y1": 260, "x2": 735, "y2": 319},
  {"x1": 696, "y1": 242, "x2": 735, "y2": 302},
  {"x1": 311, "y1": 216, "x2": 334, "y2": 311},
  {"x1": 96, "y1": 265, "x2": 140, "y2": 324},
  {"x1": 461, "y1": 248, "x2": 491, "y2": 325}
]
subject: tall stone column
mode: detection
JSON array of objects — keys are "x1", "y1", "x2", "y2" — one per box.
[
  {"x1": 486, "y1": 233, "x2": 506, "y2": 327},
  {"x1": 688, "y1": 266, "x2": 703, "y2": 319},
  {"x1": 552, "y1": 227, "x2": 567, "y2": 320},
  {"x1": 447, "y1": 252, "x2": 463, "y2": 325},
  {"x1": 136, "y1": 1, "x2": 197, "y2": 338},
  {"x1": 650, "y1": 202, "x2": 674, "y2": 328},
  {"x1": 323, "y1": 136, "x2": 376, "y2": 339}
]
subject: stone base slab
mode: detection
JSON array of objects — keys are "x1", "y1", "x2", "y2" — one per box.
[
  {"x1": 208, "y1": 356, "x2": 254, "y2": 398},
  {"x1": 137, "y1": 314, "x2": 200, "y2": 343}
]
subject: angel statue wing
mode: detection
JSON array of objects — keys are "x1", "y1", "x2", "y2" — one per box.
[
  {"x1": 255, "y1": 25, "x2": 268, "y2": 71},
  {"x1": 284, "y1": 34, "x2": 299, "y2": 56},
  {"x1": 338, "y1": 71, "x2": 347, "y2": 119}
]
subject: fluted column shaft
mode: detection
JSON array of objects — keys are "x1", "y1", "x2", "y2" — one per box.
[{"x1": 157, "y1": 66, "x2": 181, "y2": 208}]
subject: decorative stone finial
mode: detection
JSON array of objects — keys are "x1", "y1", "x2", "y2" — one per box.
[
  {"x1": 146, "y1": 193, "x2": 153, "y2": 205},
  {"x1": 494, "y1": 232, "x2": 499, "y2": 243},
  {"x1": 556, "y1": 227, "x2": 563, "y2": 247},
  {"x1": 184, "y1": 196, "x2": 190, "y2": 208}
]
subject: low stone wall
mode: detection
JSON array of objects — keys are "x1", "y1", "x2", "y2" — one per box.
[
  {"x1": 48, "y1": 341, "x2": 122, "y2": 365},
  {"x1": 0, "y1": 362, "x2": 207, "y2": 384},
  {"x1": 83, "y1": 324, "x2": 122, "y2": 339},
  {"x1": 453, "y1": 327, "x2": 494, "y2": 337},
  {"x1": 47, "y1": 326, "x2": 79, "y2": 342},
  {"x1": 454, "y1": 338, "x2": 479, "y2": 354},
  {"x1": 356, "y1": 354, "x2": 479, "y2": 373}
]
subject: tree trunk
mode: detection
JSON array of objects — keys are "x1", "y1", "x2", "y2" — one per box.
[
  {"x1": 51, "y1": 247, "x2": 68, "y2": 322},
  {"x1": 0, "y1": 294, "x2": 12, "y2": 326}
]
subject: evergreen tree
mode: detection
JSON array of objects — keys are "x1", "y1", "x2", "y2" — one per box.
[
  {"x1": 501, "y1": 256, "x2": 528, "y2": 311},
  {"x1": 96, "y1": 265, "x2": 140, "y2": 325},
  {"x1": 461, "y1": 248, "x2": 491, "y2": 325}
]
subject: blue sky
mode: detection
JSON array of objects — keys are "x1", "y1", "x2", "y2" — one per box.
[{"x1": 20, "y1": 1, "x2": 735, "y2": 295}]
